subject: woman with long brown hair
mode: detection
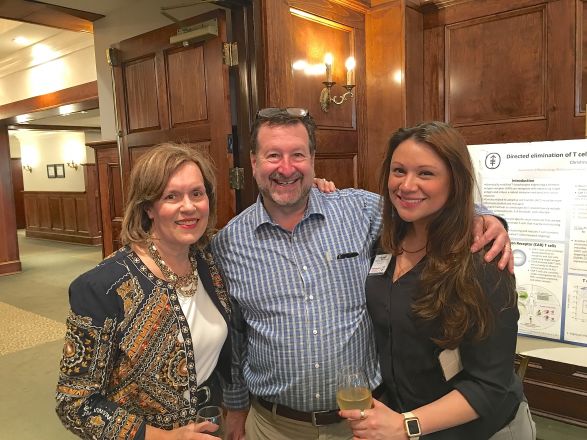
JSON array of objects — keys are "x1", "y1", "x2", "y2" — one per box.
[{"x1": 340, "y1": 122, "x2": 535, "y2": 439}]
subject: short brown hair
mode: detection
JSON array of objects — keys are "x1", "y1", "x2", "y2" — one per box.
[
  {"x1": 120, "y1": 143, "x2": 217, "y2": 249},
  {"x1": 250, "y1": 111, "x2": 317, "y2": 155}
]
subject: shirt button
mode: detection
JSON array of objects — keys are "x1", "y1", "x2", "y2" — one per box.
[
  {"x1": 303, "y1": 265, "x2": 308, "y2": 270},
  {"x1": 314, "y1": 363, "x2": 320, "y2": 368},
  {"x1": 315, "y1": 393, "x2": 320, "y2": 399},
  {"x1": 313, "y1": 329, "x2": 318, "y2": 335},
  {"x1": 309, "y1": 295, "x2": 314, "y2": 300}
]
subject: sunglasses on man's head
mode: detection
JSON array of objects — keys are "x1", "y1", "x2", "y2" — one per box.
[{"x1": 256, "y1": 107, "x2": 310, "y2": 119}]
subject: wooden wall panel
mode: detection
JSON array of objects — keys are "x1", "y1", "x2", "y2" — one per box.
[
  {"x1": 62, "y1": 197, "x2": 77, "y2": 232},
  {"x1": 166, "y1": 45, "x2": 208, "y2": 126},
  {"x1": 24, "y1": 197, "x2": 38, "y2": 228},
  {"x1": 76, "y1": 196, "x2": 89, "y2": 233},
  {"x1": 315, "y1": 153, "x2": 357, "y2": 189},
  {"x1": 421, "y1": 0, "x2": 584, "y2": 143},
  {"x1": 10, "y1": 158, "x2": 26, "y2": 229},
  {"x1": 49, "y1": 196, "x2": 63, "y2": 230},
  {"x1": 290, "y1": 11, "x2": 355, "y2": 129},
  {"x1": 23, "y1": 192, "x2": 101, "y2": 245},
  {"x1": 522, "y1": 356, "x2": 587, "y2": 427},
  {"x1": 91, "y1": 141, "x2": 123, "y2": 257},
  {"x1": 124, "y1": 57, "x2": 160, "y2": 132},
  {"x1": 577, "y1": 0, "x2": 587, "y2": 115},
  {"x1": 365, "y1": 1, "x2": 405, "y2": 193},
  {"x1": 108, "y1": 165, "x2": 124, "y2": 220},
  {"x1": 39, "y1": 198, "x2": 50, "y2": 229},
  {"x1": 445, "y1": 6, "x2": 546, "y2": 126},
  {"x1": 260, "y1": 1, "x2": 366, "y2": 189}
]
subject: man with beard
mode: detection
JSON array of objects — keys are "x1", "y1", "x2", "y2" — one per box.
[{"x1": 211, "y1": 108, "x2": 512, "y2": 440}]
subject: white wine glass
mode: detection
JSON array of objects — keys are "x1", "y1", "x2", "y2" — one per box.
[
  {"x1": 336, "y1": 364, "x2": 373, "y2": 410},
  {"x1": 196, "y1": 405, "x2": 225, "y2": 438}
]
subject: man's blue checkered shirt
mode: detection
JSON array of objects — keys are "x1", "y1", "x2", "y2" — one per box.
[{"x1": 212, "y1": 188, "x2": 383, "y2": 412}]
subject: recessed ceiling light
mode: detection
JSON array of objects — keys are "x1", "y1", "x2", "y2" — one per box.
[
  {"x1": 16, "y1": 114, "x2": 31, "y2": 124},
  {"x1": 13, "y1": 36, "x2": 30, "y2": 45}
]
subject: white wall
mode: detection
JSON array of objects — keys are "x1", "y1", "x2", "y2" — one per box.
[
  {"x1": 10, "y1": 130, "x2": 89, "y2": 192},
  {"x1": 93, "y1": 0, "x2": 220, "y2": 140}
]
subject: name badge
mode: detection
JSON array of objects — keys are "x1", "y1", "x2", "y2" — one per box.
[
  {"x1": 438, "y1": 348, "x2": 463, "y2": 381},
  {"x1": 369, "y1": 254, "x2": 392, "y2": 275}
]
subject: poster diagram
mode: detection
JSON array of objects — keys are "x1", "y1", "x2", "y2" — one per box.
[
  {"x1": 517, "y1": 284, "x2": 561, "y2": 332},
  {"x1": 469, "y1": 139, "x2": 587, "y2": 346}
]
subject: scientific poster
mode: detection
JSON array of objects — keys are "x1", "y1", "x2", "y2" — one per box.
[{"x1": 469, "y1": 139, "x2": 587, "y2": 346}]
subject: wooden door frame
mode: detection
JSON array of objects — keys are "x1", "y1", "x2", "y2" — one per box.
[{"x1": 230, "y1": 1, "x2": 261, "y2": 210}]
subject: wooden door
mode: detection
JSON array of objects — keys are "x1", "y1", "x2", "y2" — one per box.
[
  {"x1": 111, "y1": 9, "x2": 235, "y2": 227},
  {"x1": 10, "y1": 158, "x2": 25, "y2": 229}
]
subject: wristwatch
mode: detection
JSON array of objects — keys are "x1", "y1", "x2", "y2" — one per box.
[{"x1": 402, "y1": 411, "x2": 421, "y2": 439}]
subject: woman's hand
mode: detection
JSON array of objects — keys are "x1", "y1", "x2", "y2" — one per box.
[
  {"x1": 339, "y1": 399, "x2": 407, "y2": 440},
  {"x1": 146, "y1": 421, "x2": 220, "y2": 439}
]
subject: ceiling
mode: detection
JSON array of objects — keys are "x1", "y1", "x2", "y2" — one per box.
[
  {"x1": 0, "y1": 1, "x2": 231, "y2": 130},
  {"x1": 0, "y1": 16, "x2": 99, "y2": 128},
  {"x1": 37, "y1": 0, "x2": 142, "y2": 16}
]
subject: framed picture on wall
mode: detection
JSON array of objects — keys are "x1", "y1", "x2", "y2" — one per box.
[
  {"x1": 47, "y1": 164, "x2": 56, "y2": 178},
  {"x1": 55, "y1": 163, "x2": 65, "y2": 178}
]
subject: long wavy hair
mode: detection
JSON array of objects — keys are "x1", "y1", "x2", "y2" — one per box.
[
  {"x1": 120, "y1": 143, "x2": 217, "y2": 249},
  {"x1": 379, "y1": 121, "x2": 515, "y2": 349}
]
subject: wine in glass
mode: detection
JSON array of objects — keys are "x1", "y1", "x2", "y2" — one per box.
[
  {"x1": 196, "y1": 405, "x2": 225, "y2": 438},
  {"x1": 336, "y1": 364, "x2": 373, "y2": 410}
]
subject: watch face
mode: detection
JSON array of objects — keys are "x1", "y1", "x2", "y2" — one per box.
[{"x1": 406, "y1": 419, "x2": 421, "y2": 435}]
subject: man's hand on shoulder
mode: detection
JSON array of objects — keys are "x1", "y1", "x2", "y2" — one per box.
[
  {"x1": 313, "y1": 177, "x2": 336, "y2": 193},
  {"x1": 471, "y1": 215, "x2": 514, "y2": 274}
]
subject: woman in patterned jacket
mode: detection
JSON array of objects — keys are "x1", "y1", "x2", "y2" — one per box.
[{"x1": 56, "y1": 143, "x2": 231, "y2": 439}]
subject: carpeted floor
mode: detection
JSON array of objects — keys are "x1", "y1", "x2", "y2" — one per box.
[
  {"x1": 0, "y1": 232, "x2": 101, "y2": 440},
  {"x1": 0, "y1": 232, "x2": 585, "y2": 439}
]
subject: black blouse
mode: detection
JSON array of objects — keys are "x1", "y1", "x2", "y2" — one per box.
[{"x1": 365, "y1": 255, "x2": 523, "y2": 439}]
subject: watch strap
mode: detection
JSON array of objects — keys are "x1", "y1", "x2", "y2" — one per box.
[{"x1": 402, "y1": 411, "x2": 421, "y2": 439}]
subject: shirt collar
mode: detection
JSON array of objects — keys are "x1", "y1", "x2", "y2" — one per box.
[{"x1": 252, "y1": 188, "x2": 326, "y2": 231}]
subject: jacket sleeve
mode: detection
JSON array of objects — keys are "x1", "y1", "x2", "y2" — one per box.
[
  {"x1": 55, "y1": 266, "x2": 146, "y2": 440},
  {"x1": 210, "y1": 233, "x2": 250, "y2": 410}
]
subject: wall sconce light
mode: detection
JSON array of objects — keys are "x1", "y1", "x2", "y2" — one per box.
[
  {"x1": 66, "y1": 160, "x2": 79, "y2": 171},
  {"x1": 23, "y1": 164, "x2": 33, "y2": 173},
  {"x1": 320, "y1": 54, "x2": 356, "y2": 112}
]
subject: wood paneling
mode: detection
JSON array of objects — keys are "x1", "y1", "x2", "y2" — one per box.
[
  {"x1": 445, "y1": 6, "x2": 546, "y2": 126},
  {"x1": 124, "y1": 57, "x2": 160, "y2": 132},
  {"x1": 522, "y1": 356, "x2": 587, "y2": 427},
  {"x1": 315, "y1": 153, "x2": 357, "y2": 188},
  {"x1": 10, "y1": 158, "x2": 26, "y2": 229},
  {"x1": 90, "y1": 141, "x2": 122, "y2": 257},
  {"x1": 577, "y1": 0, "x2": 587, "y2": 115},
  {"x1": 23, "y1": 191, "x2": 101, "y2": 245},
  {"x1": 0, "y1": 0, "x2": 102, "y2": 33},
  {"x1": 167, "y1": 45, "x2": 208, "y2": 126},
  {"x1": 421, "y1": 0, "x2": 584, "y2": 143},
  {"x1": 0, "y1": 82, "x2": 98, "y2": 121},
  {"x1": 365, "y1": 1, "x2": 405, "y2": 193},
  {"x1": 112, "y1": 9, "x2": 235, "y2": 227},
  {"x1": 290, "y1": 11, "x2": 355, "y2": 129},
  {"x1": 259, "y1": 1, "x2": 366, "y2": 189},
  {"x1": 0, "y1": 125, "x2": 21, "y2": 275}
]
